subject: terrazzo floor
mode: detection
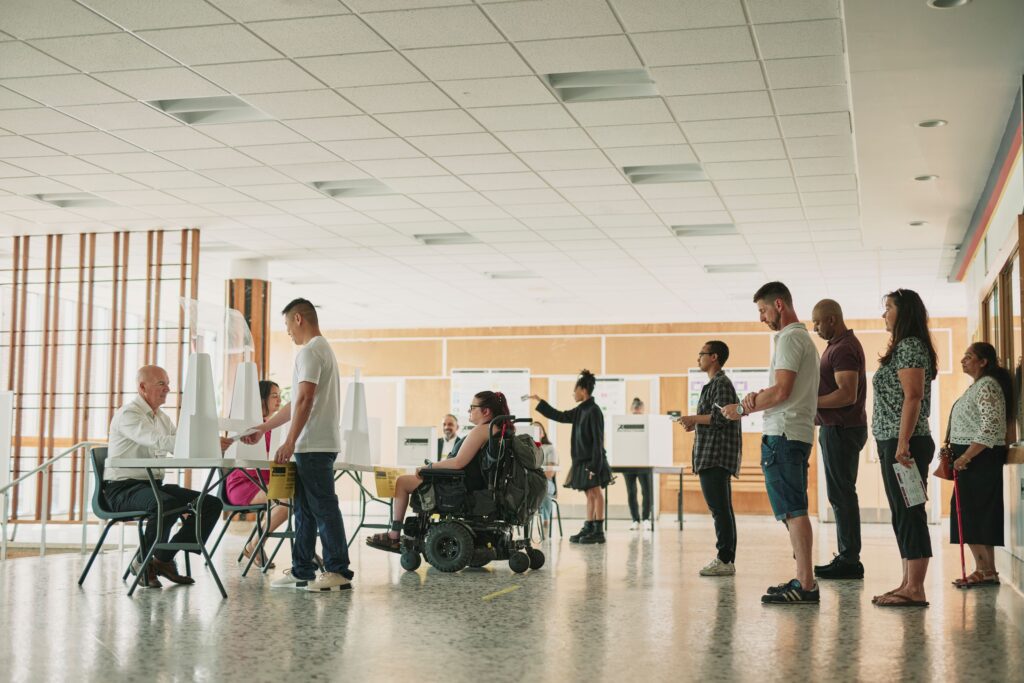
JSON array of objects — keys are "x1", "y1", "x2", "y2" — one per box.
[{"x1": 2, "y1": 516, "x2": 1022, "y2": 683}]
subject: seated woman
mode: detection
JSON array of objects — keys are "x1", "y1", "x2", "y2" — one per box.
[
  {"x1": 366, "y1": 390, "x2": 512, "y2": 552},
  {"x1": 225, "y1": 380, "x2": 290, "y2": 567}
]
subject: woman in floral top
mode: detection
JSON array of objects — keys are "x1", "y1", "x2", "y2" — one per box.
[
  {"x1": 871, "y1": 289, "x2": 938, "y2": 608},
  {"x1": 948, "y1": 342, "x2": 1011, "y2": 587}
]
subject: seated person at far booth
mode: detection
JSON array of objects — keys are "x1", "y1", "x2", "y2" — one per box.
[
  {"x1": 224, "y1": 380, "x2": 290, "y2": 568},
  {"x1": 365, "y1": 391, "x2": 513, "y2": 552}
]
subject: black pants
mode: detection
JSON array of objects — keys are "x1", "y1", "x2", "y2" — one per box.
[
  {"x1": 819, "y1": 425, "x2": 867, "y2": 561},
  {"x1": 877, "y1": 436, "x2": 934, "y2": 560},
  {"x1": 623, "y1": 471, "x2": 653, "y2": 522},
  {"x1": 104, "y1": 479, "x2": 223, "y2": 562},
  {"x1": 698, "y1": 467, "x2": 736, "y2": 564}
]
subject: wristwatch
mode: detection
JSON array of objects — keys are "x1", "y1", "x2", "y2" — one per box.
[{"x1": 736, "y1": 404, "x2": 745, "y2": 416}]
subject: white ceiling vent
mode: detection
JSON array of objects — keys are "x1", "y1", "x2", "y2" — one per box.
[
  {"x1": 147, "y1": 95, "x2": 269, "y2": 125},
  {"x1": 485, "y1": 270, "x2": 540, "y2": 280},
  {"x1": 415, "y1": 233, "x2": 479, "y2": 246},
  {"x1": 703, "y1": 264, "x2": 760, "y2": 274},
  {"x1": 310, "y1": 179, "x2": 393, "y2": 198},
  {"x1": 31, "y1": 192, "x2": 114, "y2": 208},
  {"x1": 545, "y1": 69, "x2": 657, "y2": 103},
  {"x1": 623, "y1": 163, "x2": 706, "y2": 184},
  {"x1": 672, "y1": 224, "x2": 737, "y2": 237}
]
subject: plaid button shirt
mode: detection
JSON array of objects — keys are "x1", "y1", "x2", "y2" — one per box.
[{"x1": 692, "y1": 371, "x2": 743, "y2": 477}]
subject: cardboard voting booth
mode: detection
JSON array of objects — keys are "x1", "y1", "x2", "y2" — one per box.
[
  {"x1": 397, "y1": 426, "x2": 436, "y2": 467},
  {"x1": 174, "y1": 353, "x2": 222, "y2": 459},
  {"x1": 609, "y1": 414, "x2": 673, "y2": 467}
]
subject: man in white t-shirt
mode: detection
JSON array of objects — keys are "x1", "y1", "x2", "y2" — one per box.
[
  {"x1": 721, "y1": 281, "x2": 821, "y2": 604},
  {"x1": 245, "y1": 298, "x2": 351, "y2": 593}
]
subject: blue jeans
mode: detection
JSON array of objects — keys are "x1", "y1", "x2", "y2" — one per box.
[
  {"x1": 761, "y1": 435, "x2": 811, "y2": 522},
  {"x1": 293, "y1": 453, "x2": 353, "y2": 581}
]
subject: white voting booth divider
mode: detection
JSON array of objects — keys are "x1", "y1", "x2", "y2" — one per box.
[
  {"x1": 397, "y1": 426, "x2": 436, "y2": 467},
  {"x1": 222, "y1": 361, "x2": 277, "y2": 460},
  {"x1": 609, "y1": 415, "x2": 673, "y2": 466},
  {"x1": 341, "y1": 370, "x2": 376, "y2": 466},
  {"x1": 174, "y1": 353, "x2": 222, "y2": 459}
]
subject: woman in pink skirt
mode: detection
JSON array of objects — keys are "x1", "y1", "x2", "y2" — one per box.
[{"x1": 225, "y1": 380, "x2": 289, "y2": 567}]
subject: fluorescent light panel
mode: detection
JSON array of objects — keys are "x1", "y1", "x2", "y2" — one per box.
[
  {"x1": 624, "y1": 163, "x2": 706, "y2": 184},
  {"x1": 311, "y1": 179, "x2": 393, "y2": 198},
  {"x1": 32, "y1": 192, "x2": 114, "y2": 208},
  {"x1": 703, "y1": 264, "x2": 760, "y2": 274},
  {"x1": 545, "y1": 69, "x2": 657, "y2": 103},
  {"x1": 147, "y1": 95, "x2": 269, "y2": 125},
  {"x1": 485, "y1": 270, "x2": 540, "y2": 279},
  {"x1": 672, "y1": 223, "x2": 736, "y2": 237},
  {"x1": 415, "y1": 233, "x2": 479, "y2": 246}
]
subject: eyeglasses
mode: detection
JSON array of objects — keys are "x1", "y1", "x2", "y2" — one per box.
[
  {"x1": 697, "y1": 352, "x2": 711, "y2": 357},
  {"x1": 468, "y1": 404, "x2": 482, "y2": 411}
]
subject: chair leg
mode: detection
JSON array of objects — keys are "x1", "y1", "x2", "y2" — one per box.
[
  {"x1": 237, "y1": 512, "x2": 261, "y2": 564},
  {"x1": 553, "y1": 499, "x2": 563, "y2": 537},
  {"x1": 123, "y1": 521, "x2": 146, "y2": 581},
  {"x1": 207, "y1": 511, "x2": 237, "y2": 565},
  {"x1": 79, "y1": 520, "x2": 116, "y2": 586},
  {"x1": 184, "y1": 551, "x2": 191, "y2": 577}
]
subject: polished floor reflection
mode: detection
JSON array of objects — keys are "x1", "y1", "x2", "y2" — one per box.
[{"x1": 2, "y1": 516, "x2": 1022, "y2": 682}]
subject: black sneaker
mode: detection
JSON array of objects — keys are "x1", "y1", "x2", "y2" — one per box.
[
  {"x1": 762, "y1": 579, "x2": 819, "y2": 604},
  {"x1": 814, "y1": 555, "x2": 864, "y2": 580}
]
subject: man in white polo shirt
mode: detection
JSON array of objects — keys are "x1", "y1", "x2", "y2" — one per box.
[
  {"x1": 722, "y1": 281, "x2": 820, "y2": 604},
  {"x1": 245, "y1": 298, "x2": 352, "y2": 593}
]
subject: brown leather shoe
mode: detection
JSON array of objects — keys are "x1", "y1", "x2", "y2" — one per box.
[
  {"x1": 131, "y1": 558, "x2": 162, "y2": 588},
  {"x1": 151, "y1": 557, "x2": 196, "y2": 585}
]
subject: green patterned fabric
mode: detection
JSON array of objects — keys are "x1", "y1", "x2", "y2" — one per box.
[{"x1": 871, "y1": 337, "x2": 934, "y2": 440}]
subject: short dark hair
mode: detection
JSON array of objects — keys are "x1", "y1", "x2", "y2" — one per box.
[
  {"x1": 575, "y1": 369, "x2": 596, "y2": 395},
  {"x1": 281, "y1": 297, "x2": 318, "y2": 325},
  {"x1": 752, "y1": 281, "x2": 792, "y2": 307},
  {"x1": 705, "y1": 340, "x2": 730, "y2": 366}
]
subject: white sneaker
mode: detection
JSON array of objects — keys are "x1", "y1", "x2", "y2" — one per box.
[
  {"x1": 304, "y1": 572, "x2": 352, "y2": 592},
  {"x1": 644, "y1": 520, "x2": 654, "y2": 531},
  {"x1": 699, "y1": 558, "x2": 736, "y2": 577},
  {"x1": 629, "y1": 521, "x2": 640, "y2": 530},
  {"x1": 271, "y1": 568, "x2": 313, "y2": 590}
]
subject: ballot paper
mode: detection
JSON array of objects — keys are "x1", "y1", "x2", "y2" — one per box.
[{"x1": 892, "y1": 462, "x2": 928, "y2": 508}]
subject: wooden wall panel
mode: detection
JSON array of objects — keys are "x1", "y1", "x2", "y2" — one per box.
[
  {"x1": 330, "y1": 340, "x2": 442, "y2": 377},
  {"x1": 606, "y1": 333, "x2": 770, "y2": 375},
  {"x1": 446, "y1": 337, "x2": 601, "y2": 375},
  {"x1": 405, "y1": 379, "x2": 449, "y2": 428}
]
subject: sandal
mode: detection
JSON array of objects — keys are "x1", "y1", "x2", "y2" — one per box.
[
  {"x1": 365, "y1": 532, "x2": 401, "y2": 554},
  {"x1": 871, "y1": 589, "x2": 900, "y2": 604},
  {"x1": 954, "y1": 570, "x2": 1000, "y2": 588},
  {"x1": 242, "y1": 543, "x2": 276, "y2": 569},
  {"x1": 875, "y1": 592, "x2": 929, "y2": 608}
]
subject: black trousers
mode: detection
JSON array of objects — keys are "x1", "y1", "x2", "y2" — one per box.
[
  {"x1": 819, "y1": 425, "x2": 868, "y2": 561},
  {"x1": 877, "y1": 436, "x2": 934, "y2": 560},
  {"x1": 623, "y1": 471, "x2": 653, "y2": 522},
  {"x1": 104, "y1": 479, "x2": 223, "y2": 562},
  {"x1": 698, "y1": 467, "x2": 736, "y2": 564}
]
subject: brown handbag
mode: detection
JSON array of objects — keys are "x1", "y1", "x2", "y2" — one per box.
[{"x1": 933, "y1": 403, "x2": 955, "y2": 481}]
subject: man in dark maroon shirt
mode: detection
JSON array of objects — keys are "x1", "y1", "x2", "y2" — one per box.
[{"x1": 812, "y1": 299, "x2": 868, "y2": 580}]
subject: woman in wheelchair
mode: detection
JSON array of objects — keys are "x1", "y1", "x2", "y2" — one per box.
[{"x1": 366, "y1": 390, "x2": 512, "y2": 553}]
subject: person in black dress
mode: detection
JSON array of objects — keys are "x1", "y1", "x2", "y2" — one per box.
[{"x1": 529, "y1": 369, "x2": 611, "y2": 544}]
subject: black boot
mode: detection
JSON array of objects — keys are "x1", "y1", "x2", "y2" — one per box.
[
  {"x1": 570, "y1": 521, "x2": 593, "y2": 544},
  {"x1": 580, "y1": 521, "x2": 606, "y2": 544}
]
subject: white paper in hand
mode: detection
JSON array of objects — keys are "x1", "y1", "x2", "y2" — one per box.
[{"x1": 892, "y1": 462, "x2": 928, "y2": 508}]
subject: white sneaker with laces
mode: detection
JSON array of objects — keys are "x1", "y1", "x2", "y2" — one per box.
[
  {"x1": 644, "y1": 520, "x2": 654, "y2": 531},
  {"x1": 629, "y1": 521, "x2": 640, "y2": 530},
  {"x1": 305, "y1": 572, "x2": 352, "y2": 592},
  {"x1": 271, "y1": 568, "x2": 312, "y2": 590},
  {"x1": 699, "y1": 558, "x2": 736, "y2": 577}
]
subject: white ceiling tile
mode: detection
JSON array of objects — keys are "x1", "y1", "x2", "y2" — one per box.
[
  {"x1": 237, "y1": 143, "x2": 339, "y2": 166},
  {"x1": 202, "y1": 167, "x2": 294, "y2": 185},
  {"x1": 468, "y1": 104, "x2": 577, "y2": 132},
  {"x1": 611, "y1": 0, "x2": 746, "y2": 31},
  {"x1": 682, "y1": 117, "x2": 779, "y2": 143},
  {"x1": 731, "y1": 207, "x2": 805, "y2": 222},
  {"x1": 481, "y1": 188, "x2": 563, "y2": 204},
  {"x1": 8, "y1": 155, "x2": 107, "y2": 175},
  {"x1": 297, "y1": 52, "x2": 424, "y2": 88},
  {"x1": 588, "y1": 123, "x2": 685, "y2": 148},
  {"x1": 704, "y1": 159, "x2": 793, "y2": 179},
  {"x1": 286, "y1": 116, "x2": 394, "y2": 141},
  {"x1": 0, "y1": 107, "x2": 92, "y2": 134},
  {"x1": 723, "y1": 193, "x2": 800, "y2": 210},
  {"x1": 746, "y1": 0, "x2": 840, "y2": 23},
  {"x1": 755, "y1": 20, "x2": 844, "y2": 59},
  {"x1": 1, "y1": 74, "x2": 132, "y2": 106},
  {"x1": 407, "y1": 132, "x2": 507, "y2": 156},
  {"x1": 786, "y1": 134, "x2": 852, "y2": 158},
  {"x1": 540, "y1": 168, "x2": 625, "y2": 187},
  {"x1": 157, "y1": 148, "x2": 260, "y2": 169},
  {"x1": 80, "y1": 152, "x2": 183, "y2": 172},
  {"x1": 376, "y1": 110, "x2": 482, "y2": 136},
  {"x1": 207, "y1": 0, "x2": 351, "y2": 21},
  {"x1": 125, "y1": 170, "x2": 220, "y2": 188},
  {"x1": 356, "y1": 157, "x2": 449, "y2": 178},
  {"x1": 138, "y1": 25, "x2": 280, "y2": 65},
  {"x1": 438, "y1": 77, "x2": 556, "y2": 108},
  {"x1": 404, "y1": 44, "x2": 532, "y2": 80},
  {"x1": 652, "y1": 62, "x2": 765, "y2": 97},
  {"x1": 200, "y1": 121, "x2": 307, "y2": 147},
  {"x1": 604, "y1": 145, "x2": 697, "y2": 167},
  {"x1": 0, "y1": 135, "x2": 63, "y2": 156},
  {"x1": 658, "y1": 210, "x2": 732, "y2": 225},
  {"x1": 31, "y1": 34, "x2": 176, "y2": 71},
  {"x1": 484, "y1": 0, "x2": 621, "y2": 41},
  {"x1": 437, "y1": 154, "x2": 528, "y2": 175},
  {"x1": 0, "y1": 177, "x2": 79, "y2": 193},
  {"x1": 792, "y1": 156, "x2": 854, "y2": 175},
  {"x1": 800, "y1": 190, "x2": 858, "y2": 206},
  {"x1": 387, "y1": 175, "x2": 470, "y2": 193},
  {"x1": 567, "y1": 99, "x2": 672, "y2": 126},
  {"x1": 62, "y1": 103, "x2": 176, "y2": 130},
  {"x1": 0, "y1": 0, "x2": 119, "y2": 38},
  {"x1": 765, "y1": 55, "x2": 846, "y2": 89},
  {"x1": 82, "y1": 0, "x2": 231, "y2": 29},
  {"x1": 170, "y1": 186, "x2": 255, "y2": 203},
  {"x1": 433, "y1": 205, "x2": 514, "y2": 220},
  {"x1": 634, "y1": 181, "x2": 716, "y2": 199},
  {"x1": 804, "y1": 204, "x2": 858, "y2": 219},
  {"x1": 648, "y1": 196, "x2": 726, "y2": 212},
  {"x1": 197, "y1": 61, "x2": 324, "y2": 94},
  {"x1": 796, "y1": 174, "x2": 856, "y2": 192},
  {"x1": 778, "y1": 112, "x2": 850, "y2": 137},
  {"x1": 340, "y1": 82, "x2": 456, "y2": 113},
  {"x1": 715, "y1": 177, "x2": 797, "y2": 195},
  {"x1": 520, "y1": 215, "x2": 592, "y2": 229},
  {"x1": 364, "y1": 208, "x2": 444, "y2": 223},
  {"x1": 773, "y1": 86, "x2": 848, "y2": 115},
  {"x1": 0, "y1": 85, "x2": 39, "y2": 109},
  {"x1": 115, "y1": 126, "x2": 221, "y2": 151},
  {"x1": 693, "y1": 139, "x2": 786, "y2": 162},
  {"x1": 206, "y1": 200, "x2": 282, "y2": 216},
  {"x1": 0, "y1": 43, "x2": 75, "y2": 78},
  {"x1": 93, "y1": 68, "x2": 226, "y2": 101},
  {"x1": 323, "y1": 137, "x2": 423, "y2": 161},
  {"x1": 246, "y1": 91, "x2": 359, "y2": 119},
  {"x1": 632, "y1": 27, "x2": 756, "y2": 67},
  {"x1": 460, "y1": 172, "x2": 547, "y2": 191},
  {"x1": 363, "y1": 6, "x2": 503, "y2": 49},
  {"x1": 339, "y1": 196, "x2": 422, "y2": 212},
  {"x1": 519, "y1": 149, "x2": 609, "y2": 171},
  {"x1": 53, "y1": 173, "x2": 147, "y2": 191},
  {"x1": 517, "y1": 35, "x2": 642, "y2": 74},
  {"x1": 559, "y1": 185, "x2": 640, "y2": 202},
  {"x1": 410, "y1": 192, "x2": 492, "y2": 208},
  {"x1": 247, "y1": 15, "x2": 387, "y2": 57},
  {"x1": 666, "y1": 91, "x2": 773, "y2": 121},
  {"x1": 496, "y1": 128, "x2": 594, "y2": 152}
]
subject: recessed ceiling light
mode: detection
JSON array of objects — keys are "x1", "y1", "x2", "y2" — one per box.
[
  {"x1": 545, "y1": 69, "x2": 657, "y2": 103},
  {"x1": 623, "y1": 163, "x2": 706, "y2": 184},
  {"x1": 147, "y1": 95, "x2": 269, "y2": 125},
  {"x1": 31, "y1": 192, "x2": 114, "y2": 208},
  {"x1": 415, "y1": 233, "x2": 479, "y2": 246},
  {"x1": 485, "y1": 270, "x2": 540, "y2": 280},
  {"x1": 916, "y1": 119, "x2": 947, "y2": 128},
  {"x1": 311, "y1": 179, "x2": 393, "y2": 198},
  {"x1": 672, "y1": 224, "x2": 737, "y2": 237},
  {"x1": 703, "y1": 264, "x2": 760, "y2": 274},
  {"x1": 927, "y1": 0, "x2": 971, "y2": 8},
  {"x1": 914, "y1": 174, "x2": 939, "y2": 181},
  {"x1": 909, "y1": 220, "x2": 928, "y2": 227}
]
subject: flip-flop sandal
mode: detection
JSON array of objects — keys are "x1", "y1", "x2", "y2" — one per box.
[
  {"x1": 871, "y1": 589, "x2": 899, "y2": 604},
  {"x1": 365, "y1": 533, "x2": 401, "y2": 554},
  {"x1": 876, "y1": 593, "x2": 929, "y2": 608},
  {"x1": 953, "y1": 570, "x2": 984, "y2": 588}
]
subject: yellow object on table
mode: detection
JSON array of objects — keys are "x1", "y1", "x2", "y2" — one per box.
[
  {"x1": 374, "y1": 467, "x2": 401, "y2": 498},
  {"x1": 266, "y1": 462, "x2": 296, "y2": 499}
]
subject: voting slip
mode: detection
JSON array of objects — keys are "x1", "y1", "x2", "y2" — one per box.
[{"x1": 892, "y1": 462, "x2": 928, "y2": 508}]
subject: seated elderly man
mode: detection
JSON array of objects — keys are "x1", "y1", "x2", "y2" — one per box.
[{"x1": 104, "y1": 365, "x2": 229, "y2": 588}]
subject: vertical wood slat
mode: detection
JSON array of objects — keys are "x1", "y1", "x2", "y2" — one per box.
[
  {"x1": 116, "y1": 232, "x2": 129, "y2": 408},
  {"x1": 43, "y1": 235, "x2": 62, "y2": 520},
  {"x1": 176, "y1": 231, "x2": 187, "y2": 417},
  {"x1": 186, "y1": 229, "x2": 200, "y2": 488},
  {"x1": 10, "y1": 237, "x2": 27, "y2": 518},
  {"x1": 69, "y1": 234, "x2": 86, "y2": 520},
  {"x1": 106, "y1": 232, "x2": 120, "y2": 428},
  {"x1": 144, "y1": 231, "x2": 153, "y2": 365},
  {"x1": 78, "y1": 233, "x2": 97, "y2": 523},
  {"x1": 153, "y1": 230, "x2": 164, "y2": 365},
  {"x1": 6, "y1": 236, "x2": 18, "y2": 392},
  {"x1": 35, "y1": 237, "x2": 53, "y2": 518}
]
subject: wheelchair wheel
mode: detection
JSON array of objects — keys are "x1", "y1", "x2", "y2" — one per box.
[
  {"x1": 508, "y1": 551, "x2": 530, "y2": 574},
  {"x1": 527, "y1": 548, "x2": 545, "y2": 571},
  {"x1": 400, "y1": 549, "x2": 421, "y2": 572},
  {"x1": 423, "y1": 522, "x2": 474, "y2": 572}
]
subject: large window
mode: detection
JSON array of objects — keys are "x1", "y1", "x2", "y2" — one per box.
[{"x1": 983, "y1": 249, "x2": 1022, "y2": 440}]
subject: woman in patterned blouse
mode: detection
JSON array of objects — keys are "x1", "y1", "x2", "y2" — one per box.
[
  {"x1": 872, "y1": 289, "x2": 938, "y2": 608},
  {"x1": 949, "y1": 342, "x2": 1012, "y2": 587}
]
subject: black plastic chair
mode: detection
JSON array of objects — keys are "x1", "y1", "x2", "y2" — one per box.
[
  {"x1": 207, "y1": 468, "x2": 267, "y2": 566},
  {"x1": 77, "y1": 447, "x2": 149, "y2": 586}
]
